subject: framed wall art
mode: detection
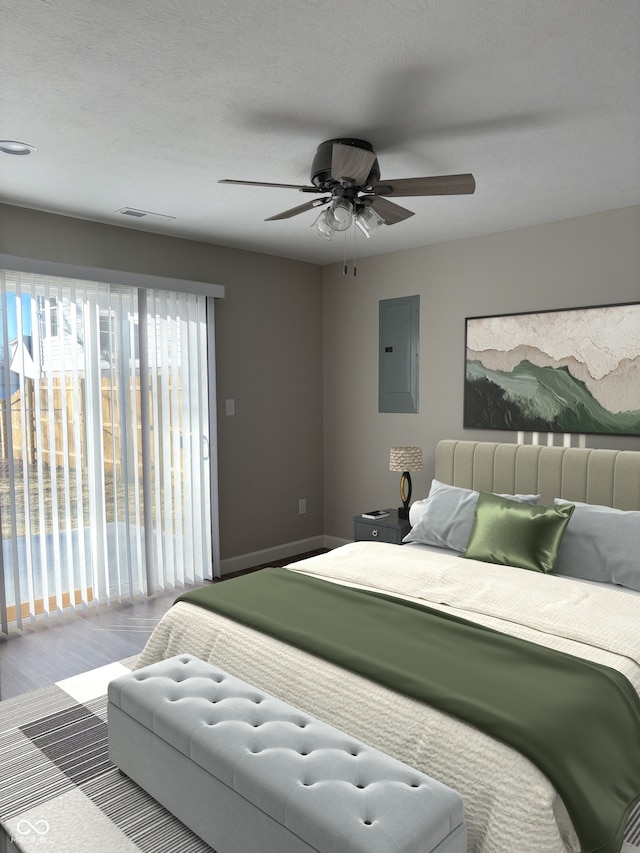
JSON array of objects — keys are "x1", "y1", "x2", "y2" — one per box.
[{"x1": 464, "y1": 302, "x2": 640, "y2": 436}]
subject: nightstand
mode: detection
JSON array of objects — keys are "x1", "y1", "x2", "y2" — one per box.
[{"x1": 353, "y1": 509, "x2": 411, "y2": 544}]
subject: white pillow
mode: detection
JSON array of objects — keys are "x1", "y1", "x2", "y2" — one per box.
[
  {"x1": 404, "y1": 479, "x2": 540, "y2": 552},
  {"x1": 554, "y1": 499, "x2": 640, "y2": 591}
]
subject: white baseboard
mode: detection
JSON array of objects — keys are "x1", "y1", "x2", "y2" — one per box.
[{"x1": 220, "y1": 535, "x2": 336, "y2": 576}]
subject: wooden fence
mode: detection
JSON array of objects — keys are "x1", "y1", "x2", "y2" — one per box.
[{"x1": 0, "y1": 376, "x2": 179, "y2": 472}]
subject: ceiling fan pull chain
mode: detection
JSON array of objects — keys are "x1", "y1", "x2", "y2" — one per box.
[
  {"x1": 343, "y1": 227, "x2": 348, "y2": 276},
  {"x1": 353, "y1": 215, "x2": 357, "y2": 276}
]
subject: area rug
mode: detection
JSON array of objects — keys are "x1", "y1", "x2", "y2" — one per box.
[
  {"x1": 0, "y1": 658, "x2": 639, "y2": 853},
  {"x1": 0, "y1": 658, "x2": 211, "y2": 852}
]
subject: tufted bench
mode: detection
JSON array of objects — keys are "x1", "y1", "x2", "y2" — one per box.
[{"x1": 108, "y1": 654, "x2": 466, "y2": 853}]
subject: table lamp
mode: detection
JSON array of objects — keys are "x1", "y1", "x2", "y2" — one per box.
[{"x1": 389, "y1": 446, "x2": 423, "y2": 520}]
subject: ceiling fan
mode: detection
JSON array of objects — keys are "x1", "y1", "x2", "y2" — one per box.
[{"x1": 220, "y1": 138, "x2": 476, "y2": 240}]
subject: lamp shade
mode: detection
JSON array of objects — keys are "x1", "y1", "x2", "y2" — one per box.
[
  {"x1": 355, "y1": 206, "x2": 384, "y2": 238},
  {"x1": 310, "y1": 210, "x2": 334, "y2": 240},
  {"x1": 389, "y1": 446, "x2": 423, "y2": 472},
  {"x1": 325, "y1": 198, "x2": 353, "y2": 231}
]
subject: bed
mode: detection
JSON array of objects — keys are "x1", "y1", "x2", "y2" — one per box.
[{"x1": 136, "y1": 440, "x2": 640, "y2": 853}]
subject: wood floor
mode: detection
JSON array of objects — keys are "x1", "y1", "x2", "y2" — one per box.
[{"x1": 0, "y1": 550, "x2": 327, "y2": 700}]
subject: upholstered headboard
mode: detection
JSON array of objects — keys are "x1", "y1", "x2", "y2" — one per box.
[{"x1": 435, "y1": 440, "x2": 640, "y2": 511}]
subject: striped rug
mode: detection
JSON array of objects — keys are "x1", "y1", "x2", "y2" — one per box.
[
  {"x1": 0, "y1": 658, "x2": 639, "y2": 853},
  {"x1": 0, "y1": 658, "x2": 211, "y2": 853}
]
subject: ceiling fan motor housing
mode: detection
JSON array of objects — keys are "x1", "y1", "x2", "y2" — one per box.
[{"x1": 310, "y1": 138, "x2": 380, "y2": 190}]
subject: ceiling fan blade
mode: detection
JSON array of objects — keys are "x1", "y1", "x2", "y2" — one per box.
[
  {"x1": 372, "y1": 173, "x2": 476, "y2": 197},
  {"x1": 368, "y1": 196, "x2": 415, "y2": 225},
  {"x1": 331, "y1": 143, "x2": 377, "y2": 186},
  {"x1": 219, "y1": 179, "x2": 316, "y2": 191},
  {"x1": 265, "y1": 197, "x2": 330, "y2": 221}
]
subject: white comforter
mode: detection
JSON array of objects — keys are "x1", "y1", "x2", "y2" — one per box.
[{"x1": 136, "y1": 541, "x2": 640, "y2": 853}]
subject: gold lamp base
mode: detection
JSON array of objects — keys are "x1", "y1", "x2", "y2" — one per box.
[{"x1": 398, "y1": 470, "x2": 412, "y2": 519}]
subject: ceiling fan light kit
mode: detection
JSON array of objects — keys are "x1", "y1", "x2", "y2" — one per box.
[{"x1": 220, "y1": 137, "x2": 475, "y2": 241}]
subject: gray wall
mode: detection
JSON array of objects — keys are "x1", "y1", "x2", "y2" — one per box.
[
  {"x1": 4, "y1": 203, "x2": 639, "y2": 552},
  {"x1": 0, "y1": 204, "x2": 324, "y2": 567},
  {"x1": 322, "y1": 205, "x2": 640, "y2": 540}
]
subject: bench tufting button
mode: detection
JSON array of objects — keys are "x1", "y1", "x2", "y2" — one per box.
[{"x1": 364, "y1": 820, "x2": 373, "y2": 826}]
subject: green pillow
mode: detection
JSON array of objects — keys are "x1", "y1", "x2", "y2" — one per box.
[{"x1": 462, "y1": 492, "x2": 575, "y2": 573}]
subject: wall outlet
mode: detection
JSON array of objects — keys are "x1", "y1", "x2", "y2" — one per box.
[{"x1": 298, "y1": 498, "x2": 307, "y2": 515}]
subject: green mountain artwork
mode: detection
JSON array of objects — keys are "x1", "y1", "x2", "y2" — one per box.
[{"x1": 465, "y1": 359, "x2": 640, "y2": 435}]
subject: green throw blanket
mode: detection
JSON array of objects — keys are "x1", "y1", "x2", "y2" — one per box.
[{"x1": 177, "y1": 568, "x2": 640, "y2": 853}]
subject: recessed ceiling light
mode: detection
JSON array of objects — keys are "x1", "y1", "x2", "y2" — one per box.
[{"x1": 0, "y1": 140, "x2": 37, "y2": 156}]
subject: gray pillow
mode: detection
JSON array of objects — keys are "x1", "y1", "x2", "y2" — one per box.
[
  {"x1": 553, "y1": 499, "x2": 640, "y2": 591},
  {"x1": 404, "y1": 479, "x2": 540, "y2": 552}
]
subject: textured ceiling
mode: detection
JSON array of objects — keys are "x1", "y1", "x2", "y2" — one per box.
[{"x1": 1, "y1": 0, "x2": 639, "y2": 265}]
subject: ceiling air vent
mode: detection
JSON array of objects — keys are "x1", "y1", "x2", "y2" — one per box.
[{"x1": 114, "y1": 208, "x2": 177, "y2": 221}]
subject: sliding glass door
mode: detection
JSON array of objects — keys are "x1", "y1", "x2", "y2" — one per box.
[{"x1": 0, "y1": 269, "x2": 214, "y2": 633}]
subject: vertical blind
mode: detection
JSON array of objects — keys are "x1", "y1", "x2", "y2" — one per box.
[{"x1": 0, "y1": 269, "x2": 213, "y2": 634}]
